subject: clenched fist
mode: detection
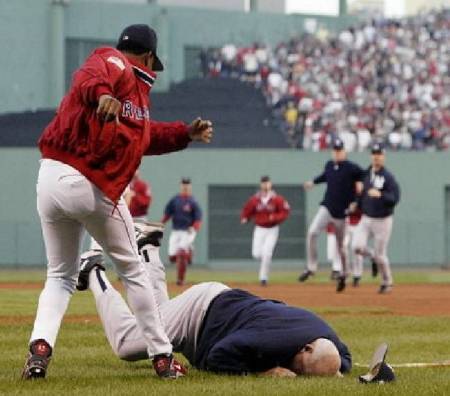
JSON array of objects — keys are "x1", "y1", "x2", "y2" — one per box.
[
  {"x1": 97, "y1": 95, "x2": 121, "y2": 124},
  {"x1": 188, "y1": 117, "x2": 213, "y2": 143}
]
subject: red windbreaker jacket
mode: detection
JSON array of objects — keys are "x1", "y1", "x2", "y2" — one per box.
[
  {"x1": 129, "y1": 177, "x2": 152, "y2": 217},
  {"x1": 240, "y1": 191, "x2": 290, "y2": 228},
  {"x1": 39, "y1": 47, "x2": 191, "y2": 202}
]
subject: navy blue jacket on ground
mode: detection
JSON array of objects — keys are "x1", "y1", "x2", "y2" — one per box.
[
  {"x1": 313, "y1": 160, "x2": 364, "y2": 218},
  {"x1": 195, "y1": 289, "x2": 352, "y2": 375},
  {"x1": 360, "y1": 166, "x2": 400, "y2": 218}
]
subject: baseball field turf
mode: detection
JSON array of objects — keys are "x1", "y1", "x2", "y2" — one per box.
[{"x1": 1, "y1": 269, "x2": 449, "y2": 395}]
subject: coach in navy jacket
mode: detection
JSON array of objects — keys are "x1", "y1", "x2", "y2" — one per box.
[
  {"x1": 195, "y1": 289, "x2": 351, "y2": 375},
  {"x1": 360, "y1": 166, "x2": 400, "y2": 218},
  {"x1": 353, "y1": 143, "x2": 400, "y2": 293},
  {"x1": 300, "y1": 138, "x2": 364, "y2": 292}
]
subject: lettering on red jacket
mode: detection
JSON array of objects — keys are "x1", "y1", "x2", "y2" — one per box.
[{"x1": 38, "y1": 47, "x2": 190, "y2": 203}]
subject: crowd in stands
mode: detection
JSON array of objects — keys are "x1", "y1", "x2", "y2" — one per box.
[{"x1": 200, "y1": 9, "x2": 450, "y2": 151}]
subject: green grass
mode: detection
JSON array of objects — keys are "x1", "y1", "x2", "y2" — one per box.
[
  {"x1": 2, "y1": 267, "x2": 450, "y2": 284},
  {"x1": 1, "y1": 270, "x2": 450, "y2": 395}
]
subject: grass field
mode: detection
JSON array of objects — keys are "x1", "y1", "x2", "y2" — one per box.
[{"x1": 1, "y1": 269, "x2": 450, "y2": 395}]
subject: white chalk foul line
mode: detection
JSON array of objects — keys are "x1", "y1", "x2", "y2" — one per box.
[{"x1": 355, "y1": 361, "x2": 450, "y2": 368}]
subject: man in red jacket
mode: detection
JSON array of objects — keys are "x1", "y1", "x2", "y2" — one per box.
[
  {"x1": 126, "y1": 171, "x2": 152, "y2": 221},
  {"x1": 23, "y1": 24, "x2": 212, "y2": 380},
  {"x1": 241, "y1": 176, "x2": 290, "y2": 286}
]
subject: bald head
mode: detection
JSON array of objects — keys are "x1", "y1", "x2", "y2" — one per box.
[{"x1": 289, "y1": 338, "x2": 341, "y2": 376}]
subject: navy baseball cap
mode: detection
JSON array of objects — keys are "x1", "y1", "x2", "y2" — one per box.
[
  {"x1": 332, "y1": 138, "x2": 344, "y2": 151},
  {"x1": 117, "y1": 24, "x2": 164, "y2": 71},
  {"x1": 260, "y1": 175, "x2": 271, "y2": 183},
  {"x1": 371, "y1": 142, "x2": 385, "y2": 154},
  {"x1": 181, "y1": 177, "x2": 191, "y2": 184}
]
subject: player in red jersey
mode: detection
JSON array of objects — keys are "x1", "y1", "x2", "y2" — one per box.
[{"x1": 241, "y1": 176, "x2": 290, "y2": 286}]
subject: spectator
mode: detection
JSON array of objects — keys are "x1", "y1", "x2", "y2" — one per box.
[{"x1": 201, "y1": 9, "x2": 450, "y2": 152}]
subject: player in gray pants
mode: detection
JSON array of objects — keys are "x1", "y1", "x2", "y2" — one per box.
[
  {"x1": 299, "y1": 138, "x2": 364, "y2": 292},
  {"x1": 352, "y1": 143, "x2": 400, "y2": 294},
  {"x1": 76, "y1": 222, "x2": 351, "y2": 377}
]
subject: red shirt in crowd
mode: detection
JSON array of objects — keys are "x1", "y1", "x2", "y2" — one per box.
[
  {"x1": 39, "y1": 47, "x2": 190, "y2": 203},
  {"x1": 129, "y1": 176, "x2": 152, "y2": 218},
  {"x1": 241, "y1": 191, "x2": 290, "y2": 228}
]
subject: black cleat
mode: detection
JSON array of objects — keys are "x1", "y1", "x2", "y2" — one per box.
[
  {"x1": 336, "y1": 276, "x2": 346, "y2": 293},
  {"x1": 378, "y1": 285, "x2": 393, "y2": 294},
  {"x1": 298, "y1": 270, "x2": 314, "y2": 282},
  {"x1": 330, "y1": 270, "x2": 340, "y2": 280},
  {"x1": 153, "y1": 354, "x2": 187, "y2": 379},
  {"x1": 135, "y1": 221, "x2": 165, "y2": 250},
  {"x1": 352, "y1": 277, "x2": 361, "y2": 287},
  {"x1": 76, "y1": 250, "x2": 105, "y2": 291},
  {"x1": 260, "y1": 280, "x2": 268, "y2": 287},
  {"x1": 22, "y1": 339, "x2": 52, "y2": 380},
  {"x1": 371, "y1": 259, "x2": 378, "y2": 278}
]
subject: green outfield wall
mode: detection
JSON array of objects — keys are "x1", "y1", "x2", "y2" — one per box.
[
  {"x1": 0, "y1": 0, "x2": 354, "y2": 114},
  {"x1": 0, "y1": 148, "x2": 449, "y2": 269}
]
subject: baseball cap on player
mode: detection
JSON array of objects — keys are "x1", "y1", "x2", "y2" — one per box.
[
  {"x1": 260, "y1": 175, "x2": 270, "y2": 183},
  {"x1": 116, "y1": 24, "x2": 164, "y2": 71},
  {"x1": 332, "y1": 138, "x2": 344, "y2": 151},
  {"x1": 181, "y1": 177, "x2": 191, "y2": 184},
  {"x1": 371, "y1": 142, "x2": 385, "y2": 155}
]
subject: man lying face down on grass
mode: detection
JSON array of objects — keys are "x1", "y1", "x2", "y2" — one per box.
[{"x1": 77, "y1": 222, "x2": 351, "y2": 377}]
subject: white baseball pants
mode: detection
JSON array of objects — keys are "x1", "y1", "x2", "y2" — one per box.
[
  {"x1": 306, "y1": 206, "x2": 346, "y2": 274},
  {"x1": 168, "y1": 229, "x2": 196, "y2": 256},
  {"x1": 31, "y1": 159, "x2": 172, "y2": 357},
  {"x1": 344, "y1": 223, "x2": 364, "y2": 278},
  {"x1": 327, "y1": 233, "x2": 342, "y2": 272},
  {"x1": 353, "y1": 215, "x2": 394, "y2": 286},
  {"x1": 252, "y1": 225, "x2": 279, "y2": 282}
]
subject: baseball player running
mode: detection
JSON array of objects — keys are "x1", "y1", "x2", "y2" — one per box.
[
  {"x1": 75, "y1": 223, "x2": 352, "y2": 377},
  {"x1": 162, "y1": 178, "x2": 202, "y2": 285},
  {"x1": 241, "y1": 176, "x2": 291, "y2": 286},
  {"x1": 298, "y1": 138, "x2": 364, "y2": 292},
  {"x1": 353, "y1": 143, "x2": 400, "y2": 294},
  {"x1": 23, "y1": 24, "x2": 213, "y2": 380}
]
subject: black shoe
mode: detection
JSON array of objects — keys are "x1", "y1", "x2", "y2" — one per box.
[
  {"x1": 352, "y1": 277, "x2": 361, "y2": 287},
  {"x1": 260, "y1": 280, "x2": 268, "y2": 287},
  {"x1": 153, "y1": 354, "x2": 187, "y2": 379},
  {"x1": 336, "y1": 276, "x2": 346, "y2": 293},
  {"x1": 298, "y1": 270, "x2": 314, "y2": 282},
  {"x1": 76, "y1": 251, "x2": 105, "y2": 291},
  {"x1": 330, "y1": 270, "x2": 340, "y2": 280},
  {"x1": 378, "y1": 285, "x2": 393, "y2": 294},
  {"x1": 371, "y1": 259, "x2": 378, "y2": 278},
  {"x1": 135, "y1": 221, "x2": 164, "y2": 250},
  {"x1": 22, "y1": 339, "x2": 52, "y2": 380}
]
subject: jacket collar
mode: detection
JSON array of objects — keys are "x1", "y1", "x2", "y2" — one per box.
[{"x1": 127, "y1": 57, "x2": 157, "y2": 90}]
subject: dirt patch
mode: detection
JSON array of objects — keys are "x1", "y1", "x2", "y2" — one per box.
[
  {"x1": 2, "y1": 281, "x2": 449, "y2": 317},
  {"x1": 170, "y1": 283, "x2": 450, "y2": 317}
]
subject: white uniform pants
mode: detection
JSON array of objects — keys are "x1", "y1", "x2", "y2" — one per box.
[
  {"x1": 31, "y1": 159, "x2": 171, "y2": 357},
  {"x1": 168, "y1": 230, "x2": 197, "y2": 256},
  {"x1": 353, "y1": 215, "x2": 394, "y2": 286},
  {"x1": 307, "y1": 206, "x2": 346, "y2": 274},
  {"x1": 252, "y1": 225, "x2": 279, "y2": 282},
  {"x1": 344, "y1": 223, "x2": 364, "y2": 278}
]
